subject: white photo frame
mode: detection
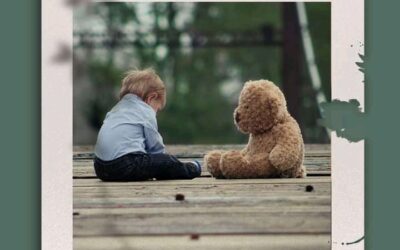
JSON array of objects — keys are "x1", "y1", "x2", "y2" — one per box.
[{"x1": 42, "y1": 0, "x2": 364, "y2": 249}]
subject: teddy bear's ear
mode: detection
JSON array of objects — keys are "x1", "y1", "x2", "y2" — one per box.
[{"x1": 244, "y1": 79, "x2": 270, "y2": 87}]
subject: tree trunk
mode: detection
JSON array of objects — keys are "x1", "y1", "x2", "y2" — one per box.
[{"x1": 282, "y1": 3, "x2": 302, "y2": 124}]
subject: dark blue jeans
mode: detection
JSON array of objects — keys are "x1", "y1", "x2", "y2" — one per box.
[{"x1": 93, "y1": 152, "x2": 200, "y2": 181}]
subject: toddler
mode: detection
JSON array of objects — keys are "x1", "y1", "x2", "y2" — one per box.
[{"x1": 93, "y1": 68, "x2": 201, "y2": 181}]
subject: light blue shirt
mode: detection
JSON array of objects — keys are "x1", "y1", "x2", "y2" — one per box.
[{"x1": 94, "y1": 93, "x2": 165, "y2": 161}]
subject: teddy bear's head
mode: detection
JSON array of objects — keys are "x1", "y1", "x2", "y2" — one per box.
[{"x1": 233, "y1": 80, "x2": 288, "y2": 134}]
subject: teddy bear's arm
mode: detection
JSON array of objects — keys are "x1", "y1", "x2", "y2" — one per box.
[
  {"x1": 269, "y1": 123, "x2": 303, "y2": 173},
  {"x1": 219, "y1": 150, "x2": 250, "y2": 178}
]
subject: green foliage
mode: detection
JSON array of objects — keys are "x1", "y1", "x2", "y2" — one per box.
[
  {"x1": 74, "y1": 2, "x2": 331, "y2": 144},
  {"x1": 94, "y1": 2, "x2": 139, "y2": 26},
  {"x1": 306, "y1": 3, "x2": 331, "y2": 100},
  {"x1": 157, "y1": 48, "x2": 248, "y2": 143},
  {"x1": 88, "y1": 60, "x2": 123, "y2": 87},
  {"x1": 192, "y1": 3, "x2": 281, "y2": 32},
  {"x1": 85, "y1": 60, "x2": 123, "y2": 129}
]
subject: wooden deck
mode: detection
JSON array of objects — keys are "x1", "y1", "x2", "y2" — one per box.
[{"x1": 73, "y1": 144, "x2": 331, "y2": 250}]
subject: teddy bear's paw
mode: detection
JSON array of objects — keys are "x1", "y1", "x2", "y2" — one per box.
[
  {"x1": 295, "y1": 165, "x2": 307, "y2": 178},
  {"x1": 204, "y1": 150, "x2": 224, "y2": 178},
  {"x1": 277, "y1": 165, "x2": 306, "y2": 178}
]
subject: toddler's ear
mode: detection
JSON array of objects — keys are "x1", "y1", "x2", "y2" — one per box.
[{"x1": 146, "y1": 92, "x2": 158, "y2": 103}]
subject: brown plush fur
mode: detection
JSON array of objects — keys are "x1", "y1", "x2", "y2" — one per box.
[{"x1": 204, "y1": 80, "x2": 306, "y2": 179}]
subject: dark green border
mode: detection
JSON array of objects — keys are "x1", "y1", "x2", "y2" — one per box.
[
  {"x1": 0, "y1": 0, "x2": 41, "y2": 249},
  {"x1": 0, "y1": 0, "x2": 399, "y2": 249},
  {"x1": 365, "y1": 0, "x2": 400, "y2": 249}
]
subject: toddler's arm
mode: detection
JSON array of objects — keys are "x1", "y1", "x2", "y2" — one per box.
[{"x1": 144, "y1": 126, "x2": 165, "y2": 154}]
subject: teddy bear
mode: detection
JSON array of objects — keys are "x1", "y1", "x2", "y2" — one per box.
[{"x1": 204, "y1": 80, "x2": 306, "y2": 179}]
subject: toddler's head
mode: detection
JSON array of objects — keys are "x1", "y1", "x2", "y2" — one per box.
[{"x1": 120, "y1": 68, "x2": 166, "y2": 112}]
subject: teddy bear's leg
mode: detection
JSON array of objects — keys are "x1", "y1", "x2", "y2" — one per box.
[
  {"x1": 219, "y1": 151, "x2": 253, "y2": 178},
  {"x1": 219, "y1": 151, "x2": 244, "y2": 178},
  {"x1": 221, "y1": 151, "x2": 273, "y2": 178},
  {"x1": 204, "y1": 150, "x2": 225, "y2": 178}
]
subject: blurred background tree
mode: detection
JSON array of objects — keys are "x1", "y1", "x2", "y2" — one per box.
[{"x1": 73, "y1": 2, "x2": 331, "y2": 145}]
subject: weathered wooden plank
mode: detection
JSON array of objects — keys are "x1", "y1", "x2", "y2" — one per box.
[
  {"x1": 74, "y1": 178, "x2": 330, "y2": 205},
  {"x1": 73, "y1": 176, "x2": 331, "y2": 187},
  {"x1": 74, "y1": 210, "x2": 330, "y2": 236},
  {"x1": 73, "y1": 144, "x2": 330, "y2": 159},
  {"x1": 73, "y1": 181, "x2": 330, "y2": 192},
  {"x1": 165, "y1": 145, "x2": 330, "y2": 158},
  {"x1": 73, "y1": 182, "x2": 330, "y2": 199},
  {"x1": 73, "y1": 145, "x2": 332, "y2": 247},
  {"x1": 74, "y1": 194, "x2": 330, "y2": 206},
  {"x1": 74, "y1": 190, "x2": 330, "y2": 199},
  {"x1": 72, "y1": 157, "x2": 331, "y2": 165},
  {"x1": 74, "y1": 206, "x2": 330, "y2": 217},
  {"x1": 72, "y1": 166, "x2": 330, "y2": 178},
  {"x1": 73, "y1": 156, "x2": 331, "y2": 178},
  {"x1": 73, "y1": 157, "x2": 331, "y2": 167},
  {"x1": 73, "y1": 152, "x2": 330, "y2": 160},
  {"x1": 74, "y1": 195, "x2": 330, "y2": 209},
  {"x1": 73, "y1": 157, "x2": 331, "y2": 166},
  {"x1": 73, "y1": 151, "x2": 330, "y2": 160},
  {"x1": 73, "y1": 179, "x2": 330, "y2": 234},
  {"x1": 74, "y1": 234, "x2": 331, "y2": 250},
  {"x1": 73, "y1": 171, "x2": 330, "y2": 179},
  {"x1": 74, "y1": 144, "x2": 330, "y2": 154}
]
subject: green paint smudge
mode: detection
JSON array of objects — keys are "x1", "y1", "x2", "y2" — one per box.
[
  {"x1": 319, "y1": 99, "x2": 366, "y2": 142},
  {"x1": 318, "y1": 52, "x2": 366, "y2": 143}
]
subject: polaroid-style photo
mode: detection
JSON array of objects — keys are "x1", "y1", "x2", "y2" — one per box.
[{"x1": 42, "y1": 0, "x2": 364, "y2": 249}]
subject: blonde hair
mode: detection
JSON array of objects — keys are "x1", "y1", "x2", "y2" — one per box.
[{"x1": 119, "y1": 68, "x2": 166, "y2": 108}]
